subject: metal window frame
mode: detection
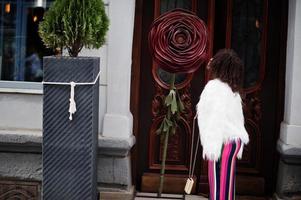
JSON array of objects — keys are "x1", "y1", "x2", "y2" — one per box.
[{"x1": 0, "y1": 81, "x2": 42, "y2": 94}]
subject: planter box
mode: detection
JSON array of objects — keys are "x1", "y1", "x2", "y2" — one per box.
[{"x1": 43, "y1": 57, "x2": 99, "y2": 200}]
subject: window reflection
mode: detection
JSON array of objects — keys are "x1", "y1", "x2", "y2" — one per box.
[
  {"x1": 157, "y1": 67, "x2": 187, "y2": 85},
  {"x1": 231, "y1": 0, "x2": 263, "y2": 88},
  {"x1": 160, "y1": 0, "x2": 191, "y2": 14},
  {"x1": 0, "y1": 1, "x2": 54, "y2": 82}
]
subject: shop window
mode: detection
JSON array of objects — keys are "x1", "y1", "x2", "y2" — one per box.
[{"x1": 0, "y1": 0, "x2": 54, "y2": 82}]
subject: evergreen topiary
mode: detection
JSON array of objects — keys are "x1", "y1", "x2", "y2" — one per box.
[{"x1": 39, "y1": 0, "x2": 109, "y2": 57}]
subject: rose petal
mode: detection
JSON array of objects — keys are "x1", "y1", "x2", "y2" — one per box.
[{"x1": 149, "y1": 9, "x2": 208, "y2": 73}]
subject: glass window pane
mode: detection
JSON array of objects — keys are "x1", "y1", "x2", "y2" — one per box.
[
  {"x1": 231, "y1": 0, "x2": 263, "y2": 88},
  {"x1": 160, "y1": 0, "x2": 192, "y2": 15},
  {"x1": 0, "y1": 0, "x2": 54, "y2": 82},
  {"x1": 157, "y1": 67, "x2": 187, "y2": 85}
]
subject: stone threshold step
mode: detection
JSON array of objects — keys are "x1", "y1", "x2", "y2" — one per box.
[
  {"x1": 135, "y1": 192, "x2": 274, "y2": 200},
  {"x1": 135, "y1": 192, "x2": 207, "y2": 200}
]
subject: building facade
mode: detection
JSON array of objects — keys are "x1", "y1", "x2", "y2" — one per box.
[
  {"x1": 0, "y1": 0, "x2": 300, "y2": 199},
  {"x1": 0, "y1": 0, "x2": 135, "y2": 199}
]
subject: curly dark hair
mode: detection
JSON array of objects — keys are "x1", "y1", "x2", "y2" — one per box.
[{"x1": 208, "y1": 49, "x2": 244, "y2": 93}]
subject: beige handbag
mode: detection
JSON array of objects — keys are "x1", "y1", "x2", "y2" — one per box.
[{"x1": 184, "y1": 114, "x2": 200, "y2": 194}]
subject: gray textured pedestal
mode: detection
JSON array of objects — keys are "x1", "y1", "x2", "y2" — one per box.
[{"x1": 43, "y1": 57, "x2": 99, "y2": 200}]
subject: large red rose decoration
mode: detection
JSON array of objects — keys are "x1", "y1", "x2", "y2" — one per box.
[{"x1": 148, "y1": 9, "x2": 208, "y2": 73}]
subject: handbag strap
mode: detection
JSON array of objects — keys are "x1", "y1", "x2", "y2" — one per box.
[{"x1": 188, "y1": 114, "x2": 200, "y2": 179}]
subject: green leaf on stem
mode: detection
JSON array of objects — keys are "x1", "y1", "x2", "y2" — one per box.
[
  {"x1": 165, "y1": 118, "x2": 173, "y2": 126},
  {"x1": 171, "y1": 97, "x2": 178, "y2": 114},
  {"x1": 177, "y1": 93, "x2": 185, "y2": 112},
  {"x1": 171, "y1": 126, "x2": 176, "y2": 135},
  {"x1": 165, "y1": 89, "x2": 176, "y2": 106},
  {"x1": 156, "y1": 121, "x2": 164, "y2": 135},
  {"x1": 163, "y1": 119, "x2": 169, "y2": 132}
]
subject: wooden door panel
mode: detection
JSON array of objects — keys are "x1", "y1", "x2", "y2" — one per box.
[{"x1": 199, "y1": 0, "x2": 270, "y2": 194}]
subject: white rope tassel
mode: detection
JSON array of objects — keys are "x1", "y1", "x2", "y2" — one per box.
[
  {"x1": 42, "y1": 70, "x2": 101, "y2": 121},
  {"x1": 69, "y1": 82, "x2": 77, "y2": 120}
]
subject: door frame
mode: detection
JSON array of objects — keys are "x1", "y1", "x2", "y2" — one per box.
[{"x1": 130, "y1": 0, "x2": 288, "y2": 195}]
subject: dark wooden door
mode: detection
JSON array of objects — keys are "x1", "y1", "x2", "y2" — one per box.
[{"x1": 131, "y1": 0, "x2": 287, "y2": 196}]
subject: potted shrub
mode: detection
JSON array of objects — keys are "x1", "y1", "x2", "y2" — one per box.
[
  {"x1": 39, "y1": 0, "x2": 109, "y2": 199},
  {"x1": 39, "y1": 0, "x2": 109, "y2": 57}
]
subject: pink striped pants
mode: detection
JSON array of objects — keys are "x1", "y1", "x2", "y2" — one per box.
[{"x1": 208, "y1": 139, "x2": 241, "y2": 200}]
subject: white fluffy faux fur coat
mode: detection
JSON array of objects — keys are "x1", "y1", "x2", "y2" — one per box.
[{"x1": 197, "y1": 78, "x2": 249, "y2": 161}]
